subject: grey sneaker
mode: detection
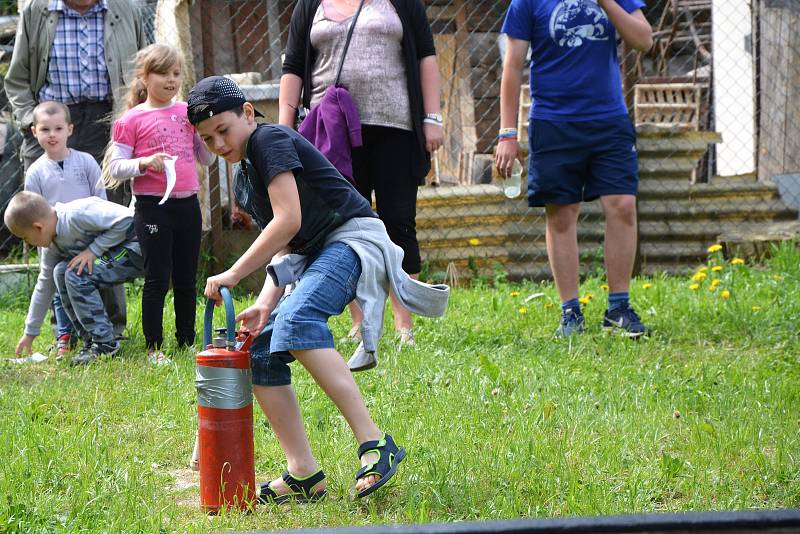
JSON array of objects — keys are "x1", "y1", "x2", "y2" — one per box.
[
  {"x1": 555, "y1": 308, "x2": 585, "y2": 337},
  {"x1": 70, "y1": 340, "x2": 120, "y2": 366},
  {"x1": 348, "y1": 342, "x2": 377, "y2": 372}
]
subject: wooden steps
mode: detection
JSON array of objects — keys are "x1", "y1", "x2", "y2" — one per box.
[{"x1": 417, "y1": 172, "x2": 798, "y2": 280}]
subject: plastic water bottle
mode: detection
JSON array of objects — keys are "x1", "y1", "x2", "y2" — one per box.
[{"x1": 504, "y1": 159, "x2": 523, "y2": 199}]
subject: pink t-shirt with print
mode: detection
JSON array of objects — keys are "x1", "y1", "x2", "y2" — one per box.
[{"x1": 112, "y1": 101, "x2": 203, "y2": 196}]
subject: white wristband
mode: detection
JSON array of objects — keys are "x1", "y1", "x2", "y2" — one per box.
[{"x1": 423, "y1": 118, "x2": 443, "y2": 126}]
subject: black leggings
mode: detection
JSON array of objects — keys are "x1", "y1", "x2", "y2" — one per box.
[
  {"x1": 352, "y1": 125, "x2": 421, "y2": 274},
  {"x1": 134, "y1": 195, "x2": 202, "y2": 349}
]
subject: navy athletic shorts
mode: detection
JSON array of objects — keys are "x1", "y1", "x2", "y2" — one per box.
[{"x1": 527, "y1": 115, "x2": 639, "y2": 207}]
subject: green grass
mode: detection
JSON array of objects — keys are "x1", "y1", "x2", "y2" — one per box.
[{"x1": 1, "y1": 243, "x2": 799, "y2": 532}]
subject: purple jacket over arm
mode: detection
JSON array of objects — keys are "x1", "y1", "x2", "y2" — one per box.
[{"x1": 298, "y1": 85, "x2": 362, "y2": 184}]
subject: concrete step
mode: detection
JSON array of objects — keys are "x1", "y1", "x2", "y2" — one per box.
[
  {"x1": 418, "y1": 219, "x2": 786, "y2": 251},
  {"x1": 639, "y1": 156, "x2": 701, "y2": 175},
  {"x1": 518, "y1": 131, "x2": 719, "y2": 160},
  {"x1": 636, "y1": 131, "x2": 721, "y2": 156},
  {"x1": 419, "y1": 179, "x2": 780, "y2": 208},
  {"x1": 422, "y1": 241, "x2": 710, "y2": 281},
  {"x1": 638, "y1": 178, "x2": 780, "y2": 201},
  {"x1": 417, "y1": 196, "x2": 795, "y2": 228},
  {"x1": 637, "y1": 198, "x2": 797, "y2": 221}
]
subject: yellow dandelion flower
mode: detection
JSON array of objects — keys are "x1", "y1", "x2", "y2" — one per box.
[
  {"x1": 544, "y1": 302, "x2": 554, "y2": 308},
  {"x1": 720, "y1": 290, "x2": 731, "y2": 299},
  {"x1": 468, "y1": 238, "x2": 480, "y2": 246},
  {"x1": 510, "y1": 291, "x2": 520, "y2": 297},
  {"x1": 689, "y1": 283, "x2": 700, "y2": 290},
  {"x1": 731, "y1": 258, "x2": 745, "y2": 265},
  {"x1": 600, "y1": 283, "x2": 609, "y2": 291},
  {"x1": 641, "y1": 283, "x2": 652, "y2": 289},
  {"x1": 578, "y1": 296, "x2": 591, "y2": 305},
  {"x1": 707, "y1": 244, "x2": 723, "y2": 253},
  {"x1": 698, "y1": 266, "x2": 709, "y2": 273},
  {"x1": 518, "y1": 306, "x2": 528, "y2": 315},
  {"x1": 691, "y1": 272, "x2": 707, "y2": 282},
  {"x1": 772, "y1": 275, "x2": 783, "y2": 281},
  {"x1": 708, "y1": 285, "x2": 717, "y2": 292},
  {"x1": 711, "y1": 265, "x2": 723, "y2": 272},
  {"x1": 751, "y1": 305, "x2": 762, "y2": 311},
  {"x1": 710, "y1": 279, "x2": 721, "y2": 288}
]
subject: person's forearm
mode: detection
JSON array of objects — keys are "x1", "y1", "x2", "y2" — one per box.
[
  {"x1": 255, "y1": 268, "x2": 286, "y2": 309},
  {"x1": 256, "y1": 283, "x2": 284, "y2": 312},
  {"x1": 500, "y1": 64, "x2": 523, "y2": 130},
  {"x1": 419, "y1": 55, "x2": 441, "y2": 114},
  {"x1": 194, "y1": 134, "x2": 217, "y2": 166},
  {"x1": 278, "y1": 73, "x2": 303, "y2": 127},
  {"x1": 107, "y1": 142, "x2": 143, "y2": 179},
  {"x1": 599, "y1": 1, "x2": 653, "y2": 52}
]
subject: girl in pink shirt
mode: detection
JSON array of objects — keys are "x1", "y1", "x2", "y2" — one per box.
[{"x1": 105, "y1": 44, "x2": 215, "y2": 364}]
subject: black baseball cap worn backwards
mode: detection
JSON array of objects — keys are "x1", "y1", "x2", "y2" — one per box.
[{"x1": 187, "y1": 75, "x2": 264, "y2": 125}]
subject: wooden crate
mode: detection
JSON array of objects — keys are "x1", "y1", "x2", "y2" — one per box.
[{"x1": 634, "y1": 83, "x2": 702, "y2": 130}]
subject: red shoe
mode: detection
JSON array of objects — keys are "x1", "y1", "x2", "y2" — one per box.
[{"x1": 56, "y1": 334, "x2": 72, "y2": 361}]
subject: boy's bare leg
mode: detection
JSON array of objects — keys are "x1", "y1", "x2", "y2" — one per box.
[
  {"x1": 600, "y1": 194, "x2": 637, "y2": 293},
  {"x1": 390, "y1": 273, "x2": 417, "y2": 334},
  {"x1": 347, "y1": 301, "x2": 363, "y2": 338},
  {"x1": 291, "y1": 347, "x2": 384, "y2": 493},
  {"x1": 545, "y1": 203, "x2": 581, "y2": 302},
  {"x1": 253, "y1": 384, "x2": 327, "y2": 495},
  {"x1": 351, "y1": 277, "x2": 417, "y2": 336}
]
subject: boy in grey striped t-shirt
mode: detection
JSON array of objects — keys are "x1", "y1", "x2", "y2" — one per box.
[{"x1": 23, "y1": 101, "x2": 106, "y2": 359}]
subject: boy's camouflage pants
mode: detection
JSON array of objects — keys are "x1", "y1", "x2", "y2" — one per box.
[{"x1": 53, "y1": 246, "x2": 144, "y2": 345}]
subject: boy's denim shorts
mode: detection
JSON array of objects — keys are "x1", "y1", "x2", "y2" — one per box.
[
  {"x1": 249, "y1": 241, "x2": 361, "y2": 387},
  {"x1": 527, "y1": 115, "x2": 639, "y2": 207}
]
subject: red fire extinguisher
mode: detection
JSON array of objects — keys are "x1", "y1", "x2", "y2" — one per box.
[{"x1": 196, "y1": 287, "x2": 256, "y2": 513}]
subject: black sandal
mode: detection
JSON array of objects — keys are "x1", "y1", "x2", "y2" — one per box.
[
  {"x1": 355, "y1": 433, "x2": 406, "y2": 498},
  {"x1": 257, "y1": 469, "x2": 327, "y2": 504}
]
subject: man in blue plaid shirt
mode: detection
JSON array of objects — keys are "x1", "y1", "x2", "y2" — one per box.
[
  {"x1": 38, "y1": 0, "x2": 112, "y2": 106},
  {"x1": 6, "y1": 0, "x2": 148, "y2": 183},
  {"x1": 6, "y1": 0, "x2": 149, "y2": 340}
]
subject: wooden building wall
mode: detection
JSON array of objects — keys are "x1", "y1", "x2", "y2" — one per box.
[{"x1": 756, "y1": 0, "x2": 800, "y2": 181}]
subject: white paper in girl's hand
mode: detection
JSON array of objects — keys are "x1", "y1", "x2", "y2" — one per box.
[{"x1": 158, "y1": 156, "x2": 178, "y2": 205}]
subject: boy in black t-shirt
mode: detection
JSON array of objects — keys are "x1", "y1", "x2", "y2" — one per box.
[{"x1": 188, "y1": 76, "x2": 405, "y2": 501}]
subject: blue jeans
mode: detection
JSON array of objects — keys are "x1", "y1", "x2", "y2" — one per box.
[
  {"x1": 52, "y1": 293, "x2": 75, "y2": 337},
  {"x1": 250, "y1": 242, "x2": 361, "y2": 386},
  {"x1": 53, "y1": 246, "x2": 144, "y2": 344}
]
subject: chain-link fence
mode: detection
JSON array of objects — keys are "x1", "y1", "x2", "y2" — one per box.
[{"x1": 0, "y1": 0, "x2": 798, "y2": 292}]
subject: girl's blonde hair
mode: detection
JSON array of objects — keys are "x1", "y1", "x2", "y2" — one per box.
[{"x1": 101, "y1": 44, "x2": 184, "y2": 191}]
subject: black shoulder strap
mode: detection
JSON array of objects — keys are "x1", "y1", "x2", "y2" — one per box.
[{"x1": 334, "y1": 0, "x2": 366, "y2": 86}]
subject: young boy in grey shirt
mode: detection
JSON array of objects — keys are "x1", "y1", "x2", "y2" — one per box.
[
  {"x1": 5, "y1": 191, "x2": 144, "y2": 366},
  {"x1": 24, "y1": 101, "x2": 108, "y2": 359},
  {"x1": 24, "y1": 102, "x2": 106, "y2": 204}
]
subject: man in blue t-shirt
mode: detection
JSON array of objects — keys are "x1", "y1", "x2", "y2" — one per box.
[{"x1": 496, "y1": 0, "x2": 652, "y2": 338}]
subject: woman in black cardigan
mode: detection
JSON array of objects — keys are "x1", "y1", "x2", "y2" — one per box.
[{"x1": 279, "y1": 0, "x2": 443, "y2": 348}]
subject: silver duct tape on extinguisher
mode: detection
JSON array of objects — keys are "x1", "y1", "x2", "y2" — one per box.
[{"x1": 196, "y1": 366, "x2": 253, "y2": 409}]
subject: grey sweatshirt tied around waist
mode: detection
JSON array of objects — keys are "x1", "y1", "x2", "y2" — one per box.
[{"x1": 267, "y1": 217, "x2": 449, "y2": 355}]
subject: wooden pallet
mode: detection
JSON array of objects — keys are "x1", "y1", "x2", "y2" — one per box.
[{"x1": 634, "y1": 83, "x2": 702, "y2": 130}]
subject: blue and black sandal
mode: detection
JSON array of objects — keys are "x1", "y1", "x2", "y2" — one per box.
[
  {"x1": 258, "y1": 469, "x2": 327, "y2": 504},
  {"x1": 355, "y1": 433, "x2": 407, "y2": 498}
]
